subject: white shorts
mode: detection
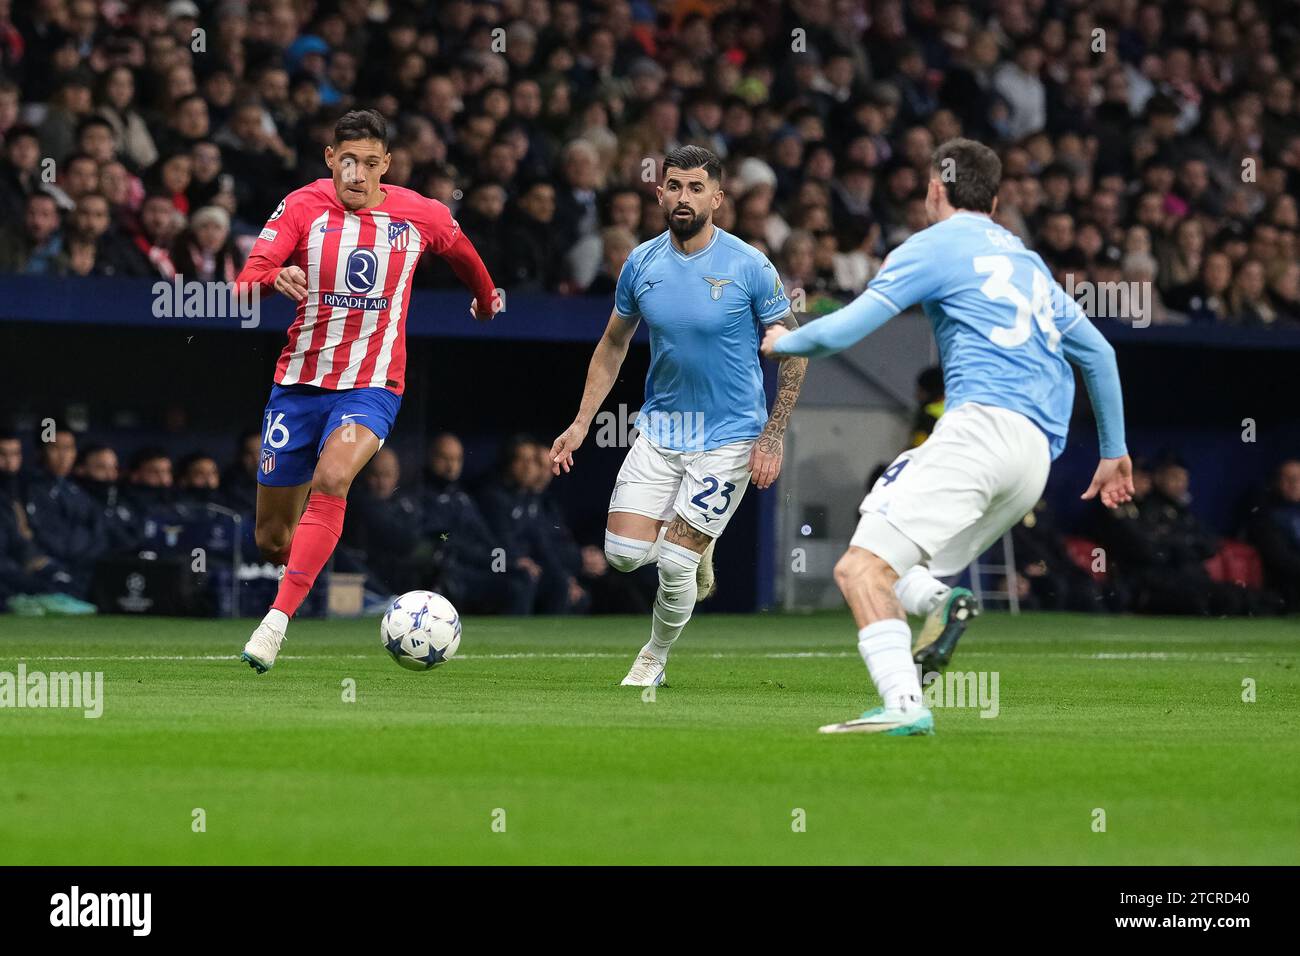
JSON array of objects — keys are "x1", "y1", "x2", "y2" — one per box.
[
  {"x1": 850, "y1": 403, "x2": 1051, "y2": 577},
  {"x1": 608, "y1": 434, "x2": 754, "y2": 538}
]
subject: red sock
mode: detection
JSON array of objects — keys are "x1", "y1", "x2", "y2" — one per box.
[{"x1": 272, "y1": 492, "x2": 347, "y2": 617}]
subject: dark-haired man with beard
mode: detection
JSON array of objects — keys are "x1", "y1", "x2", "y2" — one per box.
[{"x1": 550, "y1": 145, "x2": 808, "y2": 686}]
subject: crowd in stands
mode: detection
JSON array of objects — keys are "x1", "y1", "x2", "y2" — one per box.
[
  {"x1": 0, "y1": 0, "x2": 1295, "y2": 328},
  {"x1": 0, "y1": 421, "x2": 658, "y2": 615}
]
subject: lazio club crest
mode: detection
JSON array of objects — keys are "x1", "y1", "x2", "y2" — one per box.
[
  {"x1": 703, "y1": 276, "x2": 733, "y2": 301},
  {"x1": 388, "y1": 220, "x2": 410, "y2": 252}
]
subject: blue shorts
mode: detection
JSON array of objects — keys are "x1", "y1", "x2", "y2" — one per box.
[{"x1": 257, "y1": 383, "x2": 402, "y2": 487}]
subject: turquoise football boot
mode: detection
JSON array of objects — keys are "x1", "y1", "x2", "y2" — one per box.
[{"x1": 818, "y1": 705, "x2": 935, "y2": 736}]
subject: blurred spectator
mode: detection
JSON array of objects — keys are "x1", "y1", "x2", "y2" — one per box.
[
  {"x1": 1012, "y1": 499, "x2": 1126, "y2": 613},
  {"x1": 59, "y1": 152, "x2": 100, "y2": 203},
  {"x1": 527, "y1": 441, "x2": 647, "y2": 613},
  {"x1": 1227, "y1": 260, "x2": 1280, "y2": 328},
  {"x1": 1168, "y1": 250, "x2": 1233, "y2": 324},
  {"x1": 480, "y1": 434, "x2": 585, "y2": 614},
  {"x1": 1096, "y1": 457, "x2": 1267, "y2": 616},
  {"x1": 1249, "y1": 460, "x2": 1300, "y2": 612},
  {"x1": 1268, "y1": 262, "x2": 1300, "y2": 325},
  {"x1": 0, "y1": 192, "x2": 63, "y2": 274},
  {"x1": 454, "y1": 181, "x2": 508, "y2": 283},
  {"x1": 171, "y1": 205, "x2": 244, "y2": 282},
  {"x1": 95, "y1": 65, "x2": 159, "y2": 173},
  {"x1": 992, "y1": 41, "x2": 1046, "y2": 141},
  {"x1": 421, "y1": 432, "x2": 537, "y2": 615},
  {"x1": 586, "y1": 225, "x2": 637, "y2": 295},
  {"x1": 122, "y1": 447, "x2": 174, "y2": 511},
  {"x1": 174, "y1": 452, "x2": 221, "y2": 506},
  {"x1": 0, "y1": 429, "x2": 83, "y2": 606},
  {"x1": 502, "y1": 178, "x2": 561, "y2": 291},
  {"x1": 340, "y1": 447, "x2": 428, "y2": 596},
  {"x1": 73, "y1": 442, "x2": 138, "y2": 553},
  {"x1": 38, "y1": 74, "x2": 94, "y2": 167},
  {"x1": 24, "y1": 422, "x2": 104, "y2": 596},
  {"x1": 0, "y1": 124, "x2": 44, "y2": 224},
  {"x1": 128, "y1": 192, "x2": 183, "y2": 278},
  {"x1": 220, "y1": 429, "x2": 261, "y2": 515},
  {"x1": 526, "y1": 441, "x2": 590, "y2": 613}
]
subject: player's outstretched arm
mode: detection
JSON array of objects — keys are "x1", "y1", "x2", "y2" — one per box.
[
  {"x1": 551, "y1": 309, "x2": 639, "y2": 475},
  {"x1": 760, "y1": 289, "x2": 898, "y2": 359},
  {"x1": 438, "y1": 231, "x2": 499, "y2": 321},
  {"x1": 1082, "y1": 455, "x2": 1135, "y2": 509},
  {"x1": 1060, "y1": 311, "x2": 1134, "y2": 508},
  {"x1": 751, "y1": 313, "x2": 807, "y2": 489}
]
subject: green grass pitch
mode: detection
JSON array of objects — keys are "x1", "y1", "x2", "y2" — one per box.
[{"x1": 0, "y1": 611, "x2": 1296, "y2": 865}]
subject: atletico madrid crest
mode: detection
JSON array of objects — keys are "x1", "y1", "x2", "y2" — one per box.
[
  {"x1": 260, "y1": 450, "x2": 276, "y2": 475},
  {"x1": 388, "y1": 220, "x2": 410, "y2": 251}
]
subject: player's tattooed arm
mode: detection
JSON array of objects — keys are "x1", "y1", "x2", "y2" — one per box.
[
  {"x1": 751, "y1": 313, "x2": 807, "y2": 489},
  {"x1": 763, "y1": 313, "x2": 807, "y2": 437}
]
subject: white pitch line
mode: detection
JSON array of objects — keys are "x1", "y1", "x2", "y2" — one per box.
[{"x1": 7, "y1": 650, "x2": 1278, "y2": 664}]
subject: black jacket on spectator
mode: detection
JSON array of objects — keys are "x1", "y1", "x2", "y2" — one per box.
[
  {"x1": 1011, "y1": 501, "x2": 1124, "y2": 613},
  {"x1": 220, "y1": 464, "x2": 258, "y2": 516},
  {"x1": 75, "y1": 478, "x2": 142, "y2": 554},
  {"x1": 0, "y1": 480, "x2": 80, "y2": 600},
  {"x1": 24, "y1": 473, "x2": 106, "y2": 587},
  {"x1": 1249, "y1": 495, "x2": 1300, "y2": 611},
  {"x1": 501, "y1": 207, "x2": 560, "y2": 292},
  {"x1": 1094, "y1": 491, "x2": 1263, "y2": 616},
  {"x1": 422, "y1": 475, "x2": 536, "y2": 615},
  {"x1": 456, "y1": 209, "x2": 507, "y2": 287},
  {"x1": 480, "y1": 481, "x2": 583, "y2": 614},
  {"x1": 88, "y1": 228, "x2": 156, "y2": 278},
  {"x1": 340, "y1": 486, "x2": 427, "y2": 595}
]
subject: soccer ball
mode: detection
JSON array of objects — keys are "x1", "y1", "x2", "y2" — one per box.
[{"x1": 380, "y1": 591, "x2": 461, "y2": 671}]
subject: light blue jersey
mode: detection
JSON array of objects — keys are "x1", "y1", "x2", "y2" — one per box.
[
  {"x1": 615, "y1": 226, "x2": 791, "y2": 451},
  {"x1": 774, "y1": 212, "x2": 1126, "y2": 461}
]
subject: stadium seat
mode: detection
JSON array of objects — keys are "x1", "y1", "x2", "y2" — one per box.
[{"x1": 1205, "y1": 539, "x2": 1265, "y2": 590}]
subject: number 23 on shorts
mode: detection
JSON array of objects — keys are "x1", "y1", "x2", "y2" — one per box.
[{"x1": 691, "y1": 475, "x2": 736, "y2": 516}]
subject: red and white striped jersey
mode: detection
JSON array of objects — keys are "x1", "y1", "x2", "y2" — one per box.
[{"x1": 240, "y1": 179, "x2": 463, "y2": 396}]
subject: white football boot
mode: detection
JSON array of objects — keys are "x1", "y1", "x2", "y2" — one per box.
[
  {"x1": 620, "y1": 651, "x2": 667, "y2": 687},
  {"x1": 240, "y1": 621, "x2": 286, "y2": 674}
]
